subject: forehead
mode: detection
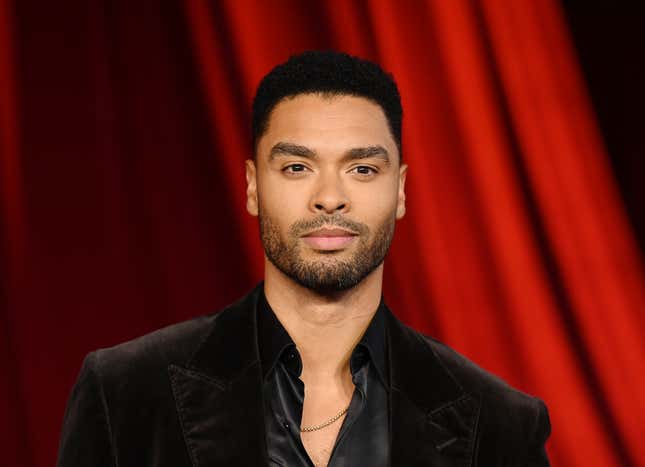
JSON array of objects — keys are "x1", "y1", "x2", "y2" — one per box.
[{"x1": 258, "y1": 94, "x2": 398, "y2": 159}]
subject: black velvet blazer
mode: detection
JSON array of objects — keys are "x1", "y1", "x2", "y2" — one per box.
[{"x1": 57, "y1": 284, "x2": 551, "y2": 466}]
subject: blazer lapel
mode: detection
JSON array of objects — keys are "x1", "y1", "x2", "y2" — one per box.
[
  {"x1": 168, "y1": 287, "x2": 267, "y2": 467},
  {"x1": 386, "y1": 307, "x2": 481, "y2": 467},
  {"x1": 166, "y1": 286, "x2": 480, "y2": 467}
]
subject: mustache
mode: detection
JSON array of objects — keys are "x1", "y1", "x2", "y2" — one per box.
[{"x1": 289, "y1": 214, "x2": 368, "y2": 237}]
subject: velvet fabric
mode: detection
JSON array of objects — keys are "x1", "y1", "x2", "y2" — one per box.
[{"x1": 56, "y1": 283, "x2": 550, "y2": 466}]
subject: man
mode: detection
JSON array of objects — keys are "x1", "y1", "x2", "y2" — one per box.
[{"x1": 57, "y1": 51, "x2": 550, "y2": 466}]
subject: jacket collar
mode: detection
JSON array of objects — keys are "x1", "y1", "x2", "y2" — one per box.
[
  {"x1": 385, "y1": 305, "x2": 480, "y2": 465},
  {"x1": 256, "y1": 286, "x2": 390, "y2": 388},
  {"x1": 169, "y1": 283, "x2": 480, "y2": 467}
]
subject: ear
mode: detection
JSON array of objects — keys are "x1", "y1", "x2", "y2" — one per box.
[
  {"x1": 245, "y1": 159, "x2": 259, "y2": 217},
  {"x1": 396, "y1": 163, "x2": 407, "y2": 220}
]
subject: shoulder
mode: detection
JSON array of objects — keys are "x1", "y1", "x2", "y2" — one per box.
[
  {"x1": 422, "y1": 332, "x2": 540, "y2": 405},
  {"x1": 88, "y1": 313, "x2": 215, "y2": 377},
  {"x1": 72, "y1": 315, "x2": 215, "y2": 406},
  {"x1": 416, "y1": 330, "x2": 550, "y2": 449},
  {"x1": 404, "y1": 328, "x2": 550, "y2": 461},
  {"x1": 83, "y1": 290, "x2": 253, "y2": 388}
]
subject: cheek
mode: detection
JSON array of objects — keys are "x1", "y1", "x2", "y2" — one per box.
[
  {"x1": 350, "y1": 181, "x2": 399, "y2": 222},
  {"x1": 257, "y1": 177, "x2": 305, "y2": 232}
]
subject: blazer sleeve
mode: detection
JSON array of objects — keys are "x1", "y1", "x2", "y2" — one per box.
[
  {"x1": 528, "y1": 399, "x2": 552, "y2": 467},
  {"x1": 57, "y1": 351, "x2": 116, "y2": 467}
]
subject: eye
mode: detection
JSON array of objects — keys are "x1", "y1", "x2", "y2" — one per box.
[
  {"x1": 282, "y1": 163, "x2": 310, "y2": 175},
  {"x1": 350, "y1": 165, "x2": 378, "y2": 177}
]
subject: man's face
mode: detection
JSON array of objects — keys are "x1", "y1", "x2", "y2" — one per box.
[{"x1": 246, "y1": 94, "x2": 407, "y2": 293}]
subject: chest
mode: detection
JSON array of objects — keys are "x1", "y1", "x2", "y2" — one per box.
[
  {"x1": 300, "y1": 419, "x2": 344, "y2": 467},
  {"x1": 264, "y1": 359, "x2": 390, "y2": 466}
]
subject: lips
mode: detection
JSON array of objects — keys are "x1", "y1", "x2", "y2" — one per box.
[
  {"x1": 303, "y1": 228, "x2": 358, "y2": 237},
  {"x1": 301, "y1": 227, "x2": 358, "y2": 250}
]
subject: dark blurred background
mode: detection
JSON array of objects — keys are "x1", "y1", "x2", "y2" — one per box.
[{"x1": 564, "y1": 2, "x2": 645, "y2": 256}]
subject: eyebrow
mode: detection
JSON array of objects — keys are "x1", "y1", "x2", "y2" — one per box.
[
  {"x1": 269, "y1": 142, "x2": 317, "y2": 160},
  {"x1": 269, "y1": 142, "x2": 391, "y2": 165},
  {"x1": 343, "y1": 146, "x2": 391, "y2": 165}
]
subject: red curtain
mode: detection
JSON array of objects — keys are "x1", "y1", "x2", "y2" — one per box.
[{"x1": 1, "y1": 1, "x2": 644, "y2": 466}]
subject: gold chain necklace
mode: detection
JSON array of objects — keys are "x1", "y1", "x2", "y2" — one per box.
[{"x1": 300, "y1": 405, "x2": 350, "y2": 432}]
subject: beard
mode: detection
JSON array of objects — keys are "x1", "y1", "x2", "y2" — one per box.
[{"x1": 259, "y1": 206, "x2": 396, "y2": 294}]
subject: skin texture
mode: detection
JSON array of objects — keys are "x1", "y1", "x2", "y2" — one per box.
[{"x1": 245, "y1": 94, "x2": 407, "y2": 466}]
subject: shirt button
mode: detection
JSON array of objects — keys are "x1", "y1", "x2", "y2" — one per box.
[
  {"x1": 288, "y1": 352, "x2": 295, "y2": 359},
  {"x1": 283, "y1": 422, "x2": 290, "y2": 430}
]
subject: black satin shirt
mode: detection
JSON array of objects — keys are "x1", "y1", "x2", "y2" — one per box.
[{"x1": 257, "y1": 291, "x2": 390, "y2": 467}]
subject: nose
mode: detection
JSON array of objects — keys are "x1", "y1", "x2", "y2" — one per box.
[{"x1": 309, "y1": 172, "x2": 350, "y2": 215}]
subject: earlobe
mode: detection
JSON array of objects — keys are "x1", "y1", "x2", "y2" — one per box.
[
  {"x1": 396, "y1": 203, "x2": 406, "y2": 219},
  {"x1": 396, "y1": 163, "x2": 408, "y2": 220},
  {"x1": 396, "y1": 200, "x2": 406, "y2": 219},
  {"x1": 245, "y1": 159, "x2": 259, "y2": 217}
]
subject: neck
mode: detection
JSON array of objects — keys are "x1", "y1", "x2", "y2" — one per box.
[{"x1": 263, "y1": 259, "x2": 383, "y2": 387}]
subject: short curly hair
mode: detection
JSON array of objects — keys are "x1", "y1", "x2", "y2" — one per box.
[{"x1": 252, "y1": 50, "x2": 402, "y2": 159}]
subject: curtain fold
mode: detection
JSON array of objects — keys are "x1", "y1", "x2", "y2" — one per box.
[
  {"x1": 1, "y1": 1, "x2": 643, "y2": 466},
  {"x1": 0, "y1": 1, "x2": 31, "y2": 466},
  {"x1": 480, "y1": 1, "x2": 645, "y2": 462}
]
